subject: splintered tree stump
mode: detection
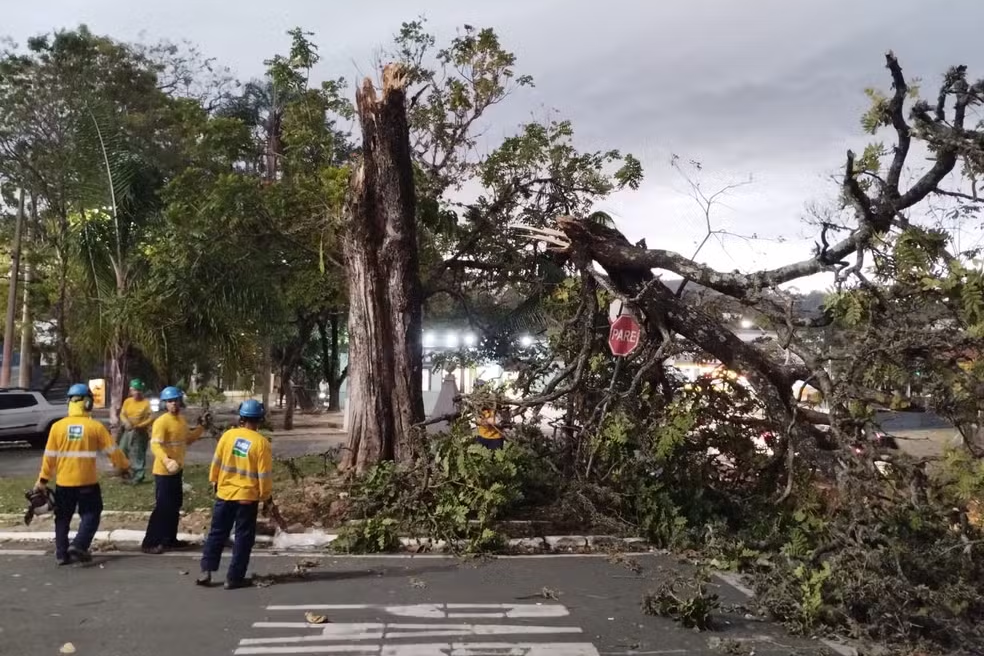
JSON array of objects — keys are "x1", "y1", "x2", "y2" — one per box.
[{"x1": 341, "y1": 64, "x2": 425, "y2": 473}]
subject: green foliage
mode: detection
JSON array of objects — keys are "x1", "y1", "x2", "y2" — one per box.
[
  {"x1": 822, "y1": 290, "x2": 869, "y2": 327},
  {"x1": 937, "y1": 447, "x2": 984, "y2": 504},
  {"x1": 790, "y1": 562, "x2": 832, "y2": 631},
  {"x1": 333, "y1": 517, "x2": 402, "y2": 553},
  {"x1": 339, "y1": 427, "x2": 533, "y2": 553},
  {"x1": 860, "y1": 87, "x2": 891, "y2": 134},
  {"x1": 394, "y1": 18, "x2": 533, "y2": 194},
  {"x1": 753, "y1": 457, "x2": 984, "y2": 654},
  {"x1": 185, "y1": 385, "x2": 226, "y2": 407}
]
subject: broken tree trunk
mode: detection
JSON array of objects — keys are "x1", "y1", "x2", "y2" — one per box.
[{"x1": 341, "y1": 64, "x2": 425, "y2": 473}]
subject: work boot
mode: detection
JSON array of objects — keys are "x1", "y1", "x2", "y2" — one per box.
[
  {"x1": 224, "y1": 578, "x2": 253, "y2": 590},
  {"x1": 67, "y1": 545, "x2": 92, "y2": 563},
  {"x1": 141, "y1": 545, "x2": 164, "y2": 555},
  {"x1": 195, "y1": 572, "x2": 212, "y2": 586}
]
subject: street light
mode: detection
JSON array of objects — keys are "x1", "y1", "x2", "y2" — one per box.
[
  {"x1": 740, "y1": 318, "x2": 754, "y2": 329},
  {"x1": 463, "y1": 332, "x2": 477, "y2": 347},
  {"x1": 445, "y1": 332, "x2": 459, "y2": 348},
  {"x1": 423, "y1": 331, "x2": 436, "y2": 347},
  {"x1": 519, "y1": 334, "x2": 534, "y2": 347}
]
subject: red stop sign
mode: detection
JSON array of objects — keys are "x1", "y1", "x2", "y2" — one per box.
[{"x1": 608, "y1": 314, "x2": 641, "y2": 356}]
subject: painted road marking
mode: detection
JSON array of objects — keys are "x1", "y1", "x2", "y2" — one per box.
[
  {"x1": 244, "y1": 624, "x2": 582, "y2": 641},
  {"x1": 235, "y1": 644, "x2": 600, "y2": 655},
  {"x1": 236, "y1": 603, "x2": 600, "y2": 656},
  {"x1": 264, "y1": 604, "x2": 570, "y2": 619}
]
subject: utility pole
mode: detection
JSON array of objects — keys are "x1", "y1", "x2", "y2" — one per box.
[
  {"x1": 1, "y1": 188, "x2": 25, "y2": 387},
  {"x1": 17, "y1": 195, "x2": 35, "y2": 388}
]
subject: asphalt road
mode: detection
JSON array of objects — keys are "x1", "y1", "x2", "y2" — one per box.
[{"x1": 0, "y1": 552, "x2": 831, "y2": 656}]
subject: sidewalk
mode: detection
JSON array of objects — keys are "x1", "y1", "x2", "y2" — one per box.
[{"x1": 0, "y1": 521, "x2": 649, "y2": 553}]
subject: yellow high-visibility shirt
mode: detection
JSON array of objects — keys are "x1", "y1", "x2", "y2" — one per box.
[
  {"x1": 39, "y1": 407, "x2": 129, "y2": 487},
  {"x1": 209, "y1": 427, "x2": 273, "y2": 502},
  {"x1": 120, "y1": 397, "x2": 153, "y2": 430},
  {"x1": 150, "y1": 412, "x2": 204, "y2": 476},
  {"x1": 476, "y1": 408, "x2": 503, "y2": 440}
]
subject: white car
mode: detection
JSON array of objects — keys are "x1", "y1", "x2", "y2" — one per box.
[{"x1": 0, "y1": 389, "x2": 69, "y2": 449}]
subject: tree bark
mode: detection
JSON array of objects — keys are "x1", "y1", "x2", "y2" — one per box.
[
  {"x1": 341, "y1": 64, "x2": 425, "y2": 473},
  {"x1": 318, "y1": 313, "x2": 347, "y2": 412},
  {"x1": 259, "y1": 340, "x2": 272, "y2": 408},
  {"x1": 296, "y1": 385, "x2": 316, "y2": 412},
  {"x1": 17, "y1": 194, "x2": 36, "y2": 389},
  {"x1": 107, "y1": 336, "x2": 128, "y2": 435},
  {"x1": 281, "y1": 315, "x2": 316, "y2": 431},
  {"x1": 1, "y1": 188, "x2": 25, "y2": 387},
  {"x1": 283, "y1": 376, "x2": 295, "y2": 429}
]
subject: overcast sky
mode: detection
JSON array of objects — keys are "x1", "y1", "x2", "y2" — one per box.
[{"x1": 6, "y1": 0, "x2": 982, "y2": 290}]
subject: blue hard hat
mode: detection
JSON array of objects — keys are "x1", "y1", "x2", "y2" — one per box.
[
  {"x1": 159, "y1": 386, "x2": 183, "y2": 402},
  {"x1": 67, "y1": 383, "x2": 91, "y2": 398},
  {"x1": 238, "y1": 399, "x2": 265, "y2": 419}
]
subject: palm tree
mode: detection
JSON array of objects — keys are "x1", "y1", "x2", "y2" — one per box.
[{"x1": 73, "y1": 105, "x2": 166, "y2": 430}]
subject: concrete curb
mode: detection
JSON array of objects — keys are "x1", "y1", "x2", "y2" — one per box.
[
  {"x1": 0, "y1": 528, "x2": 648, "y2": 554},
  {"x1": 0, "y1": 510, "x2": 155, "y2": 521}
]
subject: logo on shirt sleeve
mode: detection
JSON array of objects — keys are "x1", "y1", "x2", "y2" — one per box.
[
  {"x1": 232, "y1": 438, "x2": 252, "y2": 458},
  {"x1": 67, "y1": 425, "x2": 84, "y2": 441}
]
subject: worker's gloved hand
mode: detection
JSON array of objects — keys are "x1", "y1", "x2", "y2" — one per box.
[
  {"x1": 261, "y1": 500, "x2": 273, "y2": 517},
  {"x1": 120, "y1": 468, "x2": 132, "y2": 481},
  {"x1": 210, "y1": 482, "x2": 217, "y2": 496},
  {"x1": 197, "y1": 412, "x2": 212, "y2": 426},
  {"x1": 33, "y1": 480, "x2": 47, "y2": 493},
  {"x1": 163, "y1": 458, "x2": 180, "y2": 474}
]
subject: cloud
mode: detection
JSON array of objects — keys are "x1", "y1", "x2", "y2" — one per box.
[{"x1": 5, "y1": 0, "x2": 983, "y2": 288}]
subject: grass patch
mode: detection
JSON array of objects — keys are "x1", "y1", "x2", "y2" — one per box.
[{"x1": 0, "y1": 455, "x2": 332, "y2": 513}]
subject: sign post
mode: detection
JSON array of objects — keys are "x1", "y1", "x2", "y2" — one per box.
[{"x1": 607, "y1": 313, "x2": 641, "y2": 357}]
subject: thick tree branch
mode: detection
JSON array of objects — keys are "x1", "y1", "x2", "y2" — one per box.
[
  {"x1": 513, "y1": 57, "x2": 975, "y2": 311},
  {"x1": 885, "y1": 52, "x2": 911, "y2": 193}
]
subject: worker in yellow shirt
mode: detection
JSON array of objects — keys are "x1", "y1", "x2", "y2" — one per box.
[
  {"x1": 141, "y1": 386, "x2": 207, "y2": 554},
  {"x1": 119, "y1": 378, "x2": 153, "y2": 484},
  {"x1": 473, "y1": 380, "x2": 506, "y2": 450},
  {"x1": 196, "y1": 399, "x2": 272, "y2": 589},
  {"x1": 34, "y1": 383, "x2": 131, "y2": 565}
]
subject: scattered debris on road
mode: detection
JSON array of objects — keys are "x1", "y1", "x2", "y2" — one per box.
[
  {"x1": 514, "y1": 586, "x2": 559, "y2": 601},
  {"x1": 304, "y1": 612, "x2": 328, "y2": 624}
]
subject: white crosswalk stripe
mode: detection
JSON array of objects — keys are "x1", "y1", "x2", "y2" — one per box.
[{"x1": 235, "y1": 603, "x2": 600, "y2": 656}]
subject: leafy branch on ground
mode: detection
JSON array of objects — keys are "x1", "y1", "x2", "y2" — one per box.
[{"x1": 642, "y1": 570, "x2": 720, "y2": 631}]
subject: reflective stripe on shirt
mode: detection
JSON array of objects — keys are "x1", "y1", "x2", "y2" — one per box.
[
  {"x1": 44, "y1": 450, "x2": 98, "y2": 458},
  {"x1": 213, "y1": 460, "x2": 270, "y2": 479},
  {"x1": 152, "y1": 440, "x2": 186, "y2": 447}
]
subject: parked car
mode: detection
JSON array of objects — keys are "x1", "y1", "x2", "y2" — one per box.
[{"x1": 0, "y1": 388, "x2": 67, "y2": 449}]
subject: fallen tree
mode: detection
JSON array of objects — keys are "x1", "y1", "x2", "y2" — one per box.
[
  {"x1": 324, "y1": 41, "x2": 984, "y2": 654},
  {"x1": 513, "y1": 53, "x2": 984, "y2": 457}
]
